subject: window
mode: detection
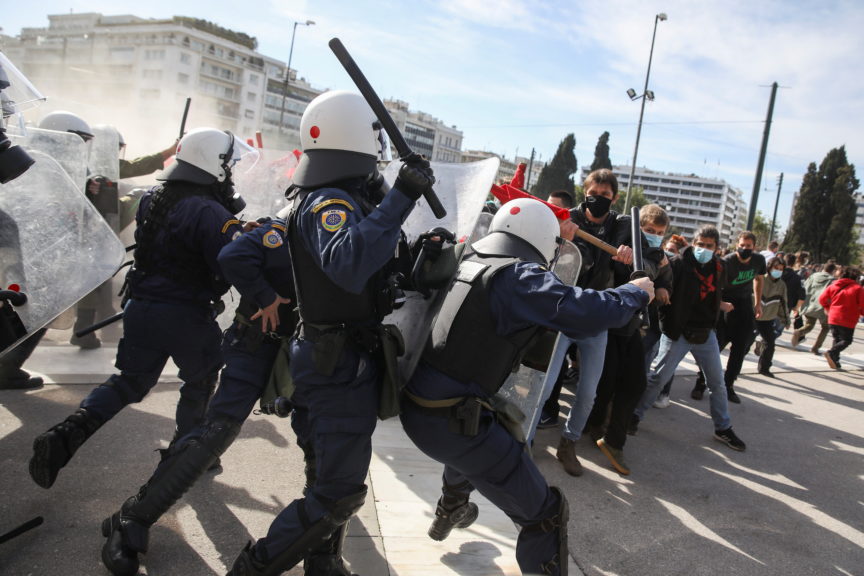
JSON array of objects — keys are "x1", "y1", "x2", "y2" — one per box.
[
  {"x1": 247, "y1": 92, "x2": 257, "y2": 102},
  {"x1": 180, "y1": 52, "x2": 191, "y2": 64},
  {"x1": 245, "y1": 109, "x2": 255, "y2": 119},
  {"x1": 178, "y1": 73, "x2": 189, "y2": 84},
  {"x1": 142, "y1": 69, "x2": 162, "y2": 79},
  {"x1": 144, "y1": 49, "x2": 165, "y2": 60},
  {"x1": 249, "y1": 73, "x2": 259, "y2": 85},
  {"x1": 109, "y1": 47, "x2": 134, "y2": 62}
]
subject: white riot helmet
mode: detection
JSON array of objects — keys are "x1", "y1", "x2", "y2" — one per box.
[
  {"x1": 292, "y1": 90, "x2": 390, "y2": 188},
  {"x1": 157, "y1": 127, "x2": 256, "y2": 185},
  {"x1": 487, "y1": 198, "x2": 561, "y2": 265},
  {"x1": 38, "y1": 110, "x2": 94, "y2": 141}
]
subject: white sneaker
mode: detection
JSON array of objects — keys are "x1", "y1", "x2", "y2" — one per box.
[{"x1": 653, "y1": 394, "x2": 671, "y2": 409}]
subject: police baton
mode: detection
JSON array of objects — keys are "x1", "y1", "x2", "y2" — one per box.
[
  {"x1": 0, "y1": 516, "x2": 43, "y2": 546},
  {"x1": 630, "y1": 206, "x2": 650, "y2": 329},
  {"x1": 179, "y1": 97, "x2": 191, "y2": 140},
  {"x1": 328, "y1": 38, "x2": 447, "y2": 219},
  {"x1": 74, "y1": 311, "x2": 123, "y2": 339}
]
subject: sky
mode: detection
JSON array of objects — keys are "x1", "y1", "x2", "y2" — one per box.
[{"x1": 4, "y1": 0, "x2": 864, "y2": 234}]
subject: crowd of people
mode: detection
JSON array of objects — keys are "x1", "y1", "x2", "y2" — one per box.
[{"x1": 3, "y1": 82, "x2": 864, "y2": 576}]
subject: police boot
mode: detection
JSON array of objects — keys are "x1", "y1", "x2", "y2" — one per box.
[
  {"x1": 428, "y1": 479, "x2": 479, "y2": 541},
  {"x1": 71, "y1": 309, "x2": 101, "y2": 349},
  {"x1": 523, "y1": 486, "x2": 569, "y2": 576},
  {"x1": 102, "y1": 419, "x2": 241, "y2": 575},
  {"x1": 29, "y1": 408, "x2": 103, "y2": 489},
  {"x1": 304, "y1": 522, "x2": 357, "y2": 576},
  {"x1": 226, "y1": 541, "x2": 269, "y2": 576}
]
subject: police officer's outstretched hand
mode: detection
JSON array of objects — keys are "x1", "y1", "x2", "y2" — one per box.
[
  {"x1": 250, "y1": 295, "x2": 292, "y2": 333},
  {"x1": 394, "y1": 153, "x2": 435, "y2": 201}
]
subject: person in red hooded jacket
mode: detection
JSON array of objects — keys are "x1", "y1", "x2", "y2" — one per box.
[{"x1": 818, "y1": 265, "x2": 864, "y2": 369}]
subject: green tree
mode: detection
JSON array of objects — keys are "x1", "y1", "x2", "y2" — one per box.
[
  {"x1": 784, "y1": 146, "x2": 859, "y2": 263},
  {"x1": 751, "y1": 210, "x2": 780, "y2": 251},
  {"x1": 590, "y1": 131, "x2": 612, "y2": 171},
  {"x1": 612, "y1": 185, "x2": 647, "y2": 213},
  {"x1": 531, "y1": 133, "x2": 577, "y2": 200}
]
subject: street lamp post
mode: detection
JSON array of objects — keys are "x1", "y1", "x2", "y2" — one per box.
[
  {"x1": 278, "y1": 19, "x2": 315, "y2": 131},
  {"x1": 623, "y1": 12, "x2": 667, "y2": 213}
]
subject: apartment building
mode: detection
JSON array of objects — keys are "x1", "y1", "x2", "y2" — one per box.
[{"x1": 383, "y1": 99, "x2": 463, "y2": 163}]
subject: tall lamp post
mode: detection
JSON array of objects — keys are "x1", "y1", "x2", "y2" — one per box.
[
  {"x1": 623, "y1": 12, "x2": 667, "y2": 213},
  {"x1": 278, "y1": 19, "x2": 315, "y2": 131}
]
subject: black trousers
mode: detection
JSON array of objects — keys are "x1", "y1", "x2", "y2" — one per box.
[
  {"x1": 827, "y1": 325, "x2": 855, "y2": 362},
  {"x1": 717, "y1": 298, "x2": 756, "y2": 387},
  {"x1": 586, "y1": 329, "x2": 646, "y2": 450},
  {"x1": 755, "y1": 320, "x2": 778, "y2": 371}
]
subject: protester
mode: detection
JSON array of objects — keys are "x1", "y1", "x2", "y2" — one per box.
[
  {"x1": 791, "y1": 262, "x2": 836, "y2": 355},
  {"x1": 819, "y1": 266, "x2": 864, "y2": 370},
  {"x1": 755, "y1": 256, "x2": 789, "y2": 378},
  {"x1": 781, "y1": 253, "x2": 805, "y2": 328}
]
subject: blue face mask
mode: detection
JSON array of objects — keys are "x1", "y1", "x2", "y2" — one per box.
[
  {"x1": 770, "y1": 269, "x2": 783, "y2": 279},
  {"x1": 644, "y1": 232, "x2": 664, "y2": 248},
  {"x1": 693, "y1": 247, "x2": 714, "y2": 264}
]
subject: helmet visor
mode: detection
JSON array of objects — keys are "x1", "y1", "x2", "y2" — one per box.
[
  {"x1": 0, "y1": 53, "x2": 46, "y2": 117},
  {"x1": 229, "y1": 134, "x2": 260, "y2": 175}
]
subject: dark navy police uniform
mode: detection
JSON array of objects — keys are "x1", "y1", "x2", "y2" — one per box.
[{"x1": 400, "y1": 237, "x2": 648, "y2": 575}]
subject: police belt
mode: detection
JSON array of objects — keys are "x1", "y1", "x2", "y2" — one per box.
[
  {"x1": 235, "y1": 312, "x2": 283, "y2": 341},
  {"x1": 297, "y1": 321, "x2": 380, "y2": 353},
  {"x1": 402, "y1": 390, "x2": 493, "y2": 415}
]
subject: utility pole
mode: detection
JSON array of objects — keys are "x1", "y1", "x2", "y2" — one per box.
[
  {"x1": 768, "y1": 172, "x2": 783, "y2": 245},
  {"x1": 747, "y1": 81, "x2": 779, "y2": 230}
]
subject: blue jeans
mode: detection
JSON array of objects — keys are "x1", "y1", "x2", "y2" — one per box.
[
  {"x1": 635, "y1": 331, "x2": 731, "y2": 431},
  {"x1": 562, "y1": 331, "x2": 608, "y2": 441}
]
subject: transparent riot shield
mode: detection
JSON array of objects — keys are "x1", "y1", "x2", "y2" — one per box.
[
  {"x1": 89, "y1": 125, "x2": 120, "y2": 182},
  {"x1": 495, "y1": 240, "x2": 582, "y2": 445},
  {"x1": 8, "y1": 127, "x2": 88, "y2": 192},
  {"x1": 0, "y1": 150, "x2": 125, "y2": 358},
  {"x1": 232, "y1": 147, "x2": 299, "y2": 222},
  {"x1": 383, "y1": 157, "x2": 500, "y2": 384}
]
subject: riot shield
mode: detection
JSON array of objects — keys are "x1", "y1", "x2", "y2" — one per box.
[
  {"x1": 383, "y1": 157, "x2": 500, "y2": 384},
  {"x1": 0, "y1": 150, "x2": 125, "y2": 358},
  {"x1": 231, "y1": 147, "x2": 299, "y2": 221},
  {"x1": 7, "y1": 127, "x2": 88, "y2": 192},
  {"x1": 89, "y1": 125, "x2": 120, "y2": 182},
  {"x1": 495, "y1": 240, "x2": 582, "y2": 445}
]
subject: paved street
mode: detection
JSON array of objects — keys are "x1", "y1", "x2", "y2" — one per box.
[{"x1": 1, "y1": 326, "x2": 862, "y2": 575}]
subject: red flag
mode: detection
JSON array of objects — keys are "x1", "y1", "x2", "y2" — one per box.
[{"x1": 490, "y1": 183, "x2": 570, "y2": 221}]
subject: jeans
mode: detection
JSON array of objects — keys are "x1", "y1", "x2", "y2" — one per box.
[
  {"x1": 636, "y1": 331, "x2": 731, "y2": 431},
  {"x1": 561, "y1": 331, "x2": 608, "y2": 441}
]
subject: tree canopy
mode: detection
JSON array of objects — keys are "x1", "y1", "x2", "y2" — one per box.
[
  {"x1": 590, "y1": 131, "x2": 612, "y2": 171},
  {"x1": 531, "y1": 133, "x2": 577, "y2": 200},
  {"x1": 783, "y1": 146, "x2": 859, "y2": 263}
]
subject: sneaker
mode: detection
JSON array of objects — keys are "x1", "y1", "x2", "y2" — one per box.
[
  {"x1": 597, "y1": 438, "x2": 630, "y2": 475},
  {"x1": 824, "y1": 351, "x2": 838, "y2": 370},
  {"x1": 536, "y1": 411, "x2": 560, "y2": 430},
  {"x1": 556, "y1": 437, "x2": 583, "y2": 477},
  {"x1": 690, "y1": 385, "x2": 705, "y2": 400},
  {"x1": 714, "y1": 427, "x2": 746, "y2": 451},
  {"x1": 790, "y1": 332, "x2": 800, "y2": 347},
  {"x1": 811, "y1": 348, "x2": 820, "y2": 356},
  {"x1": 753, "y1": 340, "x2": 764, "y2": 357},
  {"x1": 726, "y1": 387, "x2": 742, "y2": 404},
  {"x1": 653, "y1": 393, "x2": 671, "y2": 409},
  {"x1": 758, "y1": 369, "x2": 775, "y2": 378},
  {"x1": 626, "y1": 415, "x2": 639, "y2": 436},
  {"x1": 70, "y1": 334, "x2": 101, "y2": 350},
  {"x1": 0, "y1": 370, "x2": 44, "y2": 390}
]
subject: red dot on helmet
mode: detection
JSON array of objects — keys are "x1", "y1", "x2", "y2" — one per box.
[
  {"x1": 8, "y1": 284, "x2": 20, "y2": 292},
  {"x1": 310, "y1": 126, "x2": 321, "y2": 139},
  {"x1": 510, "y1": 206, "x2": 521, "y2": 215}
]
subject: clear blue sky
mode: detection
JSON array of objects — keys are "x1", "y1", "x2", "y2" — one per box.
[{"x1": 4, "y1": 0, "x2": 863, "y2": 234}]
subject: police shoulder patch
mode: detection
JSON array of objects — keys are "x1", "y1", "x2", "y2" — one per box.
[
  {"x1": 221, "y1": 219, "x2": 241, "y2": 234},
  {"x1": 263, "y1": 229, "x2": 283, "y2": 248},
  {"x1": 320, "y1": 209, "x2": 348, "y2": 233}
]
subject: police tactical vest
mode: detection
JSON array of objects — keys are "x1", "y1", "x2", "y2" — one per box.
[
  {"x1": 287, "y1": 188, "x2": 386, "y2": 326},
  {"x1": 132, "y1": 184, "x2": 227, "y2": 296},
  {"x1": 422, "y1": 235, "x2": 545, "y2": 396}
]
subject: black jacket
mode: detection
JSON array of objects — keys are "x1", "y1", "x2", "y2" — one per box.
[{"x1": 659, "y1": 247, "x2": 727, "y2": 341}]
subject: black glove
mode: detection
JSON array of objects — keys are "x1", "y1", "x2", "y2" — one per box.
[
  {"x1": 411, "y1": 227, "x2": 456, "y2": 262},
  {"x1": 393, "y1": 154, "x2": 435, "y2": 201}
]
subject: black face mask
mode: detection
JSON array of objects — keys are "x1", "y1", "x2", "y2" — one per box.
[
  {"x1": 585, "y1": 194, "x2": 612, "y2": 218},
  {"x1": 737, "y1": 247, "x2": 753, "y2": 260}
]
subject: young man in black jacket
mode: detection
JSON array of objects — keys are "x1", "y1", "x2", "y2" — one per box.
[{"x1": 633, "y1": 225, "x2": 746, "y2": 452}]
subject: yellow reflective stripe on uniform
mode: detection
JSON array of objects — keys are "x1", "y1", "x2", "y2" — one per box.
[
  {"x1": 312, "y1": 198, "x2": 354, "y2": 214},
  {"x1": 221, "y1": 219, "x2": 241, "y2": 234}
]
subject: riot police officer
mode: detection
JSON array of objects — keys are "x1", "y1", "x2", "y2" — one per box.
[
  {"x1": 29, "y1": 127, "x2": 253, "y2": 490},
  {"x1": 100, "y1": 217, "x2": 299, "y2": 576},
  {"x1": 400, "y1": 198, "x2": 654, "y2": 576},
  {"x1": 226, "y1": 90, "x2": 434, "y2": 575}
]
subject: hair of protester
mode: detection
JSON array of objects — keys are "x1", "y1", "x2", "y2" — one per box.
[
  {"x1": 584, "y1": 168, "x2": 618, "y2": 196},
  {"x1": 823, "y1": 262, "x2": 837, "y2": 274},
  {"x1": 639, "y1": 204, "x2": 670, "y2": 228},
  {"x1": 840, "y1": 266, "x2": 861, "y2": 280},
  {"x1": 694, "y1": 225, "x2": 720, "y2": 244},
  {"x1": 768, "y1": 240, "x2": 779, "y2": 250},
  {"x1": 785, "y1": 253, "x2": 797, "y2": 267},
  {"x1": 549, "y1": 189, "x2": 575, "y2": 208},
  {"x1": 767, "y1": 256, "x2": 786, "y2": 270},
  {"x1": 737, "y1": 230, "x2": 757, "y2": 244}
]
